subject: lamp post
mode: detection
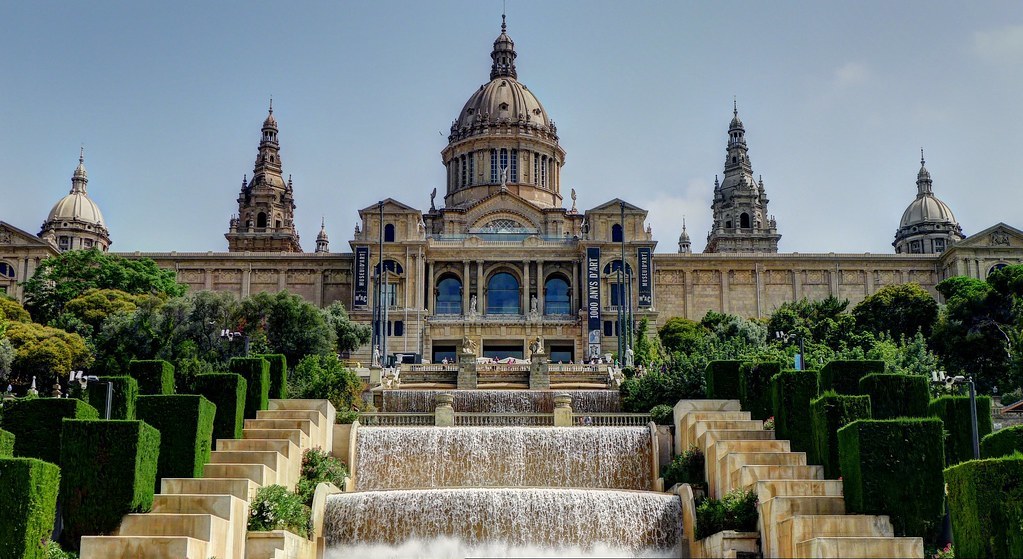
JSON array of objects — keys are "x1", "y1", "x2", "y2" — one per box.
[
  {"x1": 220, "y1": 329, "x2": 250, "y2": 356},
  {"x1": 774, "y1": 331, "x2": 805, "y2": 371},
  {"x1": 931, "y1": 371, "x2": 981, "y2": 460},
  {"x1": 70, "y1": 371, "x2": 112, "y2": 420}
]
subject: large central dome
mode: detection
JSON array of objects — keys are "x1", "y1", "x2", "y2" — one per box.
[{"x1": 452, "y1": 78, "x2": 551, "y2": 139}]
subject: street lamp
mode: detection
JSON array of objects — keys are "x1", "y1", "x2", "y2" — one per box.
[
  {"x1": 930, "y1": 371, "x2": 980, "y2": 460},
  {"x1": 220, "y1": 329, "x2": 250, "y2": 356},
  {"x1": 70, "y1": 371, "x2": 113, "y2": 420},
  {"x1": 775, "y1": 331, "x2": 806, "y2": 371}
]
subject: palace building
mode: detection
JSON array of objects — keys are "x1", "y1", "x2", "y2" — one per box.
[{"x1": 4, "y1": 17, "x2": 1023, "y2": 364}]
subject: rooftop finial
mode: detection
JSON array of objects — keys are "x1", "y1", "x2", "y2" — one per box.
[
  {"x1": 321, "y1": 216, "x2": 325, "y2": 228},
  {"x1": 733, "y1": 96, "x2": 737, "y2": 117},
  {"x1": 269, "y1": 96, "x2": 273, "y2": 114},
  {"x1": 920, "y1": 147, "x2": 925, "y2": 167},
  {"x1": 502, "y1": 0, "x2": 506, "y2": 32},
  {"x1": 79, "y1": 145, "x2": 84, "y2": 163},
  {"x1": 682, "y1": 216, "x2": 687, "y2": 232}
]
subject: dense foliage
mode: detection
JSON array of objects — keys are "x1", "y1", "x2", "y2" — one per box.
[
  {"x1": 128, "y1": 359, "x2": 175, "y2": 395},
  {"x1": 254, "y1": 353, "x2": 288, "y2": 400},
  {"x1": 928, "y1": 396, "x2": 993, "y2": 466},
  {"x1": 852, "y1": 283, "x2": 938, "y2": 339},
  {"x1": 295, "y1": 447, "x2": 349, "y2": 506},
  {"x1": 739, "y1": 361, "x2": 782, "y2": 420},
  {"x1": 982, "y1": 425, "x2": 1023, "y2": 459},
  {"x1": 704, "y1": 360, "x2": 742, "y2": 400},
  {"x1": 695, "y1": 488, "x2": 758, "y2": 540},
  {"x1": 136, "y1": 395, "x2": 216, "y2": 491},
  {"x1": 944, "y1": 454, "x2": 1023, "y2": 559},
  {"x1": 191, "y1": 373, "x2": 247, "y2": 441},
  {"x1": 237, "y1": 291, "x2": 334, "y2": 366},
  {"x1": 248, "y1": 484, "x2": 311, "y2": 537},
  {"x1": 4, "y1": 321, "x2": 91, "y2": 387},
  {"x1": 649, "y1": 404, "x2": 674, "y2": 425},
  {"x1": 230, "y1": 357, "x2": 270, "y2": 418},
  {"x1": 810, "y1": 392, "x2": 871, "y2": 478},
  {"x1": 859, "y1": 373, "x2": 930, "y2": 419},
  {"x1": 289, "y1": 354, "x2": 365, "y2": 422},
  {"x1": 322, "y1": 302, "x2": 371, "y2": 356},
  {"x1": 818, "y1": 360, "x2": 884, "y2": 394},
  {"x1": 0, "y1": 428, "x2": 13, "y2": 458},
  {"x1": 662, "y1": 445, "x2": 705, "y2": 489},
  {"x1": 770, "y1": 369, "x2": 820, "y2": 457},
  {"x1": 1, "y1": 398, "x2": 99, "y2": 464},
  {"x1": 86, "y1": 376, "x2": 139, "y2": 420},
  {"x1": 0, "y1": 457, "x2": 60, "y2": 559}
]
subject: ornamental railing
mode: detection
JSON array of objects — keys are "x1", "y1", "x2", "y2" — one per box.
[
  {"x1": 570, "y1": 413, "x2": 652, "y2": 427},
  {"x1": 357, "y1": 413, "x2": 435, "y2": 426},
  {"x1": 453, "y1": 413, "x2": 555, "y2": 427}
]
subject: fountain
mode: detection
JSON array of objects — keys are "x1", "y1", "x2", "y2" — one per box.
[{"x1": 381, "y1": 389, "x2": 621, "y2": 413}]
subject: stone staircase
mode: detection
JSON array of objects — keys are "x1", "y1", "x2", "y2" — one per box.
[
  {"x1": 674, "y1": 400, "x2": 923, "y2": 558},
  {"x1": 79, "y1": 399, "x2": 335, "y2": 559}
]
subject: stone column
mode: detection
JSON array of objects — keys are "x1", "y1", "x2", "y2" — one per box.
[
  {"x1": 242, "y1": 268, "x2": 251, "y2": 298},
  {"x1": 476, "y1": 260, "x2": 484, "y2": 314},
  {"x1": 314, "y1": 271, "x2": 323, "y2": 307},
  {"x1": 537, "y1": 260, "x2": 545, "y2": 315},
  {"x1": 457, "y1": 351, "x2": 478, "y2": 390},
  {"x1": 462, "y1": 260, "x2": 470, "y2": 314},
  {"x1": 572, "y1": 260, "x2": 579, "y2": 313},
  {"x1": 720, "y1": 270, "x2": 729, "y2": 313},
  {"x1": 425, "y1": 261, "x2": 433, "y2": 310},
  {"x1": 434, "y1": 392, "x2": 455, "y2": 427},
  {"x1": 530, "y1": 351, "x2": 550, "y2": 390},
  {"x1": 204, "y1": 269, "x2": 213, "y2": 290},
  {"x1": 523, "y1": 260, "x2": 531, "y2": 315},
  {"x1": 278, "y1": 269, "x2": 287, "y2": 291},
  {"x1": 553, "y1": 393, "x2": 573, "y2": 426}
]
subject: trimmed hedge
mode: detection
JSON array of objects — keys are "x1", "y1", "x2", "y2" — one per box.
[
  {"x1": 928, "y1": 395, "x2": 993, "y2": 466},
  {"x1": 739, "y1": 361, "x2": 782, "y2": 420},
  {"x1": 256, "y1": 353, "x2": 288, "y2": 400},
  {"x1": 192, "y1": 373, "x2": 247, "y2": 442},
  {"x1": 136, "y1": 395, "x2": 216, "y2": 491},
  {"x1": 0, "y1": 428, "x2": 13, "y2": 458},
  {"x1": 705, "y1": 360, "x2": 743, "y2": 400},
  {"x1": 87, "y1": 375, "x2": 140, "y2": 420},
  {"x1": 60, "y1": 420, "x2": 160, "y2": 550},
  {"x1": 230, "y1": 357, "x2": 270, "y2": 418},
  {"x1": 819, "y1": 360, "x2": 884, "y2": 394},
  {"x1": 944, "y1": 454, "x2": 1023, "y2": 559},
  {"x1": 0, "y1": 457, "x2": 61, "y2": 559},
  {"x1": 859, "y1": 373, "x2": 930, "y2": 419},
  {"x1": 982, "y1": 425, "x2": 1023, "y2": 459},
  {"x1": 1, "y1": 398, "x2": 99, "y2": 464},
  {"x1": 129, "y1": 359, "x2": 175, "y2": 395},
  {"x1": 811, "y1": 392, "x2": 871, "y2": 478},
  {"x1": 838, "y1": 418, "x2": 945, "y2": 539},
  {"x1": 770, "y1": 369, "x2": 820, "y2": 457}
]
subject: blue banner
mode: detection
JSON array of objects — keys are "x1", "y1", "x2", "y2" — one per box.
[
  {"x1": 354, "y1": 247, "x2": 369, "y2": 308},
  {"x1": 637, "y1": 247, "x2": 652, "y2": 308},
  {"x1": 586, "y1": 247, "x2": 601, "y2": 358}
]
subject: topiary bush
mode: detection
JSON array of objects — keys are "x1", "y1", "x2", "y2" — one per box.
[
  {"x1": 928, "y1": 395, "x2": 993, "y2": 466},
  {"x1": 191, "y1": 373, "x2": 247, "y2": 443},
  {"x1": 838, "y1": 418, "x2": 945, "y2": 540},
  {"x1": 128, "y1": 360, "x2": 175, "y2": 395},
  {"x1": 60, "y1": 420, "x2": 160, "y2": 550},
  {"x1": 705, "y1": 360, "x2": 743, "y2": 400},
  {"x1": 136, "y1": 395, "x2": 216, "y2": 491},
  {"x1": 770, "y1": 369, "x2": 820, "y2": 457},
  {"x1": 695, "y1": 487, "x2": 758, "y2": 540},
  {"x1": 248, "y1": 484, "x2": 310, "y2": 537},
  {"x1": 811, "y1": 392, "x2": 871, "y2": 478},
  {"x1": 819, "y1": 360, "x2": 884, "y2": 394},
  {"x1": 229, "y1": 357, "x2": 270, "y2": 418},
  {"x1": 662, "y1": 444, "x2": 705, "y2": 490},
  {"x1": 0, "y1": 428, "x2": 14, "y2": 458},
  {"x1": 255, "y1": 354, "x2": 288, "y2": 400},
  {"x1": 0, "y1": 457, "x2": 61, "y2": 559},
  {"x1": 859, "y1": 373, "x2": 930, "y2": 419},
  {"x1": 1, "y1": 398, "x2": 99, "y2": 464},
  {"x1": 739, "y1": 361, "x2": 782, "y2": 420},
  {"x1": 944, "y1": 453, "x2": 1023, "y2": 559},
  {"x1": 86, "y1": 376, "x2": 139, "y2": 420},
  {"x1": 982, "y1": 425, "x2": 1023, "y2": 459},
  {"x1": 649, "y1": 404, "x2": 674, "y2": 425},
  {"x1": 295, "y1": 447, "x2": 348, "y2": 506}
]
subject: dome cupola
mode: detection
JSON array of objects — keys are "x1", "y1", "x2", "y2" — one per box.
[
  {"x1": 39, "y1": 148, "x2": 112, "y2": 252},
  {"x1": 893, "y1": 150, "x2": 964, "y2": 254}
]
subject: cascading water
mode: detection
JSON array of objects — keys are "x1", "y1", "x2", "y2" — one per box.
[
  {"x1": 381, "y1": 389, "x2": 621, "y2": 413},
  {"x1": 324, "y1": 488, "x2": 683, "y2": 558},
  {"x1": 354, "y1": 426, "x2": 653, "y2": 491}
]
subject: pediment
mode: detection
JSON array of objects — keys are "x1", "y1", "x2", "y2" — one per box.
[
  {"x1": 463, "y1": 191, "x2": 544, "y2": 231},
  {"x1": 954, "y1": 222, "x2": 1023, "y2": 249},
  {"x1": 586, "y1": 198, "x2": 647, "y2": 215},
  {"x1": 357, "y1": 198, "x2": 420, "y2": 216},
  {"x1": 0, "y1": 221, "x2": 51, "y2": 248}
]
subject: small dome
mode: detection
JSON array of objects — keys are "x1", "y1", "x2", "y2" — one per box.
[
  {"x1": 263, "y1": 111, "x2": 277, "y2": 128},
  {"x1": 454, "y1": 78, "x2": 550, "y2": 133},
  {"x1": 47, "y1": 192, "x2": 106, "y2": 227},
  {"x1": 899, "y1": 195, "x2": 957, "y2": 229}
]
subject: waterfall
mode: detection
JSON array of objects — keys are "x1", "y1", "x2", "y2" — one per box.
[
  {"x1": 324, "y1": 488, "x2": 683, "y2": 557},
  {"x1": 381, "y1": 389, "x2": 621, "y2": 413},
  {"x1": 354, "y1": 426, "x2": 653, "y2": 491}
]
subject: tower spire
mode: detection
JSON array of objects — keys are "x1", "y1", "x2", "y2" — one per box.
[
  {"x1": 490, "y1": 13, "x2": 517, "y2": 80},
  {"x1": 916, "y1": 148, "x2": 933, "y2": 196},
  {"x1": 71, "y1": 146, "x2": 88, "y2": 193}
]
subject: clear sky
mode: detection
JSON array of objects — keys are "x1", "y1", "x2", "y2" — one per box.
[{"x1": 2, "y1": 1, "x2": 1021, "y2": 253}]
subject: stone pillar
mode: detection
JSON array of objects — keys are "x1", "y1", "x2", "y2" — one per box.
[
  {"x1": 530, "y1": 351, "x2": 549, "y2": 390},
  {"x1": 537, "y1": 260, "x2": 545, "y2": 315},
  {"x1": 434, "y1": 392, "x2": 455, "y2": 427},
  {"x1": 242, "y1": 268, "x2": 251, "y2": 298},
  {"x1": 457, "y1": 351, "x2": 478, "y2": 390},
  {"x1": 369, "y1": 366, "x2": 382, "y2": 386},
  {"x1": 572, "y1": 260, "x2": 579, "y2": 313},
  {"x1": 523, "y1": 260, "x2": 531, "y2": 314},
  {"x1": 204, "y1": 269, "x2": 213, "y2": 290},
  {"x1": 476, "y1": 260, "x2": 484, "y2": 314},
  {"x1": 462, "y1": 260, "x2": 470, "y2": 314},
  {"x1": 553, "y1": 393, "x2": 573, "y2": 426}
]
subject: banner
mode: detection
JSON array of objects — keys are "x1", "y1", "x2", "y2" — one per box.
[
  {"x1": 637, "y1": 247, "x2": 652, "y2": 308},
  {"x1": 354, "y1": 246, "x2": 369, "y2": 308},
  {"x1": 586, "y1": 247, "x2": 602, "y2": 358}
]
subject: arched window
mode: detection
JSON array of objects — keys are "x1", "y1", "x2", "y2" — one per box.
[
  {"x1": 490, "y1": 149, "x2": 498, "y2": 183},
  {"x1": 487, "y1": 272, "x2": 520, "y2": 315},
  {"x1": 436, "y1": 275, "x2": 462, "y2": 315},
  {"x1": 257, "y1": 212, "x2": 268, "y2": 228},
  {"x1": 740, "y1": 213, "x2": 751, "y2": 229},
  {"x1": 0, "y1": 262, "x2": 15, "y2": 279},
  {"x1": 468, "y1": 152, "x2": 475, "y2": 185},
  {"x1": 612, "y1": 224, "x2": 624, "y2": 243},
  {"x1": 384, "y1": 224, "x2": 395, "y2": 242},
  {"x1": 544, "y1": 275, "x2": 570, "y2": 315}
]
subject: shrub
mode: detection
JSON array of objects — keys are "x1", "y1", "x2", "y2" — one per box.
[
  {"x1": 230, "y1": 357, "x2": 269, "y2": 418},
  {"x1": 858, "y1": 373, "x2": 929, "y2": 419},
  {"x1": 248, "y1": 484, "x2": 310, "y2": 537},
  {"x1": 86, "y1": 376, "x2": 139, "y2": 420},
  {"x1": 0, "y1": 428, "x2": 13, "y2": 458},
  {"x1": 60, "y1": 420, "x2": 160, "y2": 549},
  {"x1": 928, "y1": 395, "x2": 993, "y2": 466},
  {"x1": 662, "y1": 445, "x2": 705, "y2": 490},
  {"x1": 810, "y1": 392, "x2": 871, "y2": 478},
  {"x1": 1, "y1": 398, "x2": 99, "y2": 464},
  {"x1": 739, "y1": 361, "x2": 781, "y2": 420},
  {"x1": 255, "y1": 354, "x2": 288, "y2": 400},
  {"x1": 295, "y1": 447, "x2": 348, "y2": 506},
  {"x1": 136, "y1": 395, "x2": 216, "y2": 491},
  {"x1": 649, "y1": 404, "x2": 674, "y2": 425},
  {"x1": 819, "y1": 360, "x2": 884, "y2": 394},
  {"x1": 289, "y1": 354, "x2": 364, "y2": 420},
  {"x1": 1000, "y1": 388, "x2": 1022, "y2": 407},
  {"x1": 695, "y1": 487, "x2": 758, "y2": 540},
  {"x1": 770, "y1": 369, "x2": 820, "y2": 457},
  {"x1": 982, "y1": 425, "x2": 1023, "y2": 459},
  {"x1": 42, "y1": 541, "x2": 78, "y2": 559},
  {"x1": 128, "y1": 360, "x2": 175, "y2": 395},
  {"x1": 705, "y1": 360, "x2": 743, "y2": 400},
  {"x1": 0, "y1": 457, "x2": 61, "y2": 559},
  {"x1": 838, "y1": 418, "x2": 945, "y2": 540},
  {"x1": 944, "y1": 454, "x2": 1023, "y2": 559},
  {"x1": 191, "y1": 373, "x2": 247, "y2": 442}
]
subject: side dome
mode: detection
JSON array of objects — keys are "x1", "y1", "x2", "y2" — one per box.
[
  {"x1": 899, "y1": 195, "x2": 957, "y2": 229},
  {"x1": 893, "y1": 152, "x2": 963, "y2": 254},
  {"x1": 39, "y1": 150, "x2": 112, "y2": 251},
  {"x1": 47, "y1": 191, "x2": 107, "y2": 226}
]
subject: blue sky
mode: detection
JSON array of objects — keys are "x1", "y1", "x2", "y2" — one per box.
[{"x1": 2, "y1": 1, "x2": 1021, "y2": 253}]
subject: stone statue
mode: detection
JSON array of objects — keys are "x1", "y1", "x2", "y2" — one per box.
[
  {"x1": 372, "y1": 346, "x2": 381, "y2": 367},
  {"x1": 529, "y1": 335, "x2": 545, "y2": 355},
  {"x1": 625, "y1": 347, "x2": 635, "y2": 368},
  {"x1": 531, "y1": 295, "x2": 539, "y2": 314},
  {"x1": 570, "y1": 188, "x2": 577, "y2": 212},
  {"x1": 461, "y1": 336, "x2": 478, "y2": 355},
  {"x1": 417, "y1": 216, "x2": 426, "y2": 238},
  {"x1": 500, "y1": 166, "x2": 508, "y2": 187},
  {"x1": 430, "y1": 188, "x2": 437, "y2": 211},
  {"x1": 469, "y1": 294, "x2": 478, "y2": 315}
]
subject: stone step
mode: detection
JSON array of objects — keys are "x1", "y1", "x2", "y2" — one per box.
[
  {"x1": 244, "y1": 428, "x2": 308, "y2": 448},
  {"x1": 218, "y1": 437, "x2": 298, "y2": 459},
  {"x1": 778, "y1": 515, "x2": 894, "y2": 559},
  {"x1": 795, "y1": 537, "x2": 923, "y2": 558},
  {"x1": 80, "y1": 535, "x2": 208, "y2": 559},
  {"x1": 118, "y1": 513, "x2": 229, "y2": 559},
  {"x1": 244, "y1": 418, "x2": 313, "y2": 436},
  {"x1": 161, "y1": 477, "x2": 258, "y2": 503},
  {"x1": 210, "y1": 450, "x2": 286, "y2": 485},
  {"x1": 257, "y1": 408, "x2": 322, "y2": 426},
  {"x1": 753, "y1": 479, "x2": 845, "y2": 501},
  {"x1": 697, "y1": 428, "x2": 774, "y2": 449},
  {"x1": 760, "y1": 496, "x2": 847, "y2": 558},
  {"x1": 679, "y1": 411, "x2": 752, "y2": 449},
  {"x1": 710, "y1": 440, "x2": 793, "y2": 497},
  {"x1": 269, "y1": 398, "x2": 334, "y2": 415},
  {"x1": 204, "y1": 462, "x2": 274, "y2": 486},
  {"x1": 691, "y1": 420, "x2": 766, "y2": 446},
  {"x1": 736, "y1": 464, "x2": 824, "y2": 489},
  {"x1": 722, "y1": 452, "x2": 808, "y2": 497},
  {"x1": 152, "y1": 494, "x2": 247, "y2": 557}
]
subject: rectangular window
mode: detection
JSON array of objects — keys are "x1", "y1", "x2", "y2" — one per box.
[
  {"x1": 934, "y1": 239, "x2": 945, "y2": 253},
  {"x1": 59, "y1": 236, "x2": 70, "y2": 250},
  {"x1": 500, "y1": 149, "x2": 508, "y2": 178},
  {"x1": 604, "y1": 320, "x2": 613, "y2": 336},
  {"x1": 910, "y1": 240, "x2": 922, "y2": 254},
  {"x1": 610, "y1": 283, "x2": 625, "y2": 307},
  {"x1": 468, "y1": 152, "x2": 474, "y2": 185},
  {"x1": 394, "y1": 320, "x2": 404, "y2": 337},
  {"x1": 490, "y1": 149, "x2": 498, "y2": 183},
  {"x1": 460, "y1": 156, "x2": 466, "y2": 187},
  {"x1": 533, "y1": 153, "x2": 539, "y2": 185},
  {"x1": 510, "y1": 149, "x2": 518, "y2": 182},
  {"x1": 541, "y1": 157, "x2": 547, "y2": 187}
]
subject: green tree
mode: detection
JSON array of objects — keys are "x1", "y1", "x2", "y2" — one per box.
[
  {"x1": 0, "y1": 296, "x2": 32, "y2": 323},
  {"x1": 633, "y1": 318, "x2": 658, "y2": 366},
  {"x1": 237, "y1": 291, "x2": 334, "y2": 365},
  {"x1": 852, "y1": 283, "x2": 938, "y2": 339},
  {"x1": 59, "y1": 288, "x2": 159, "y2": 337},
  {"x1": 289, "y1": 353, "x2": 365, "y2": 421},
  {"x1": 4, "y1": 321, "x2": 92, "y2": 386},
  {"x1": 658, "y1": 317, "x2": 707, "y2": 354},
  {"x1": 22, "y1": 249, "x2": 185, "y2": 324},
  {"x1": 321, "y1": 301, "x2": 370, "y2": 355}
]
